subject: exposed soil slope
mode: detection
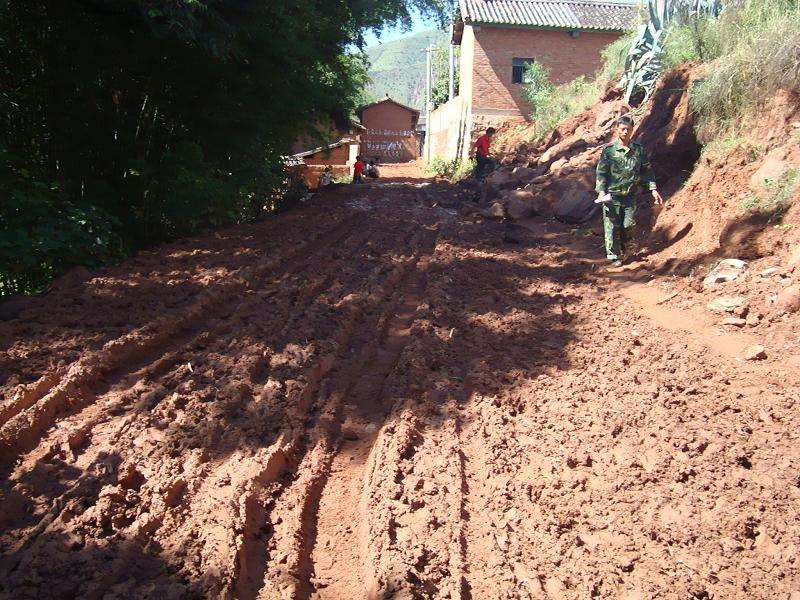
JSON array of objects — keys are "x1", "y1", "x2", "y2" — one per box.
[
  {"x1": 1, "y1": 164, "x2": 799, "y2": 599},
  {"x1": 480, "y1": 63, "x2": 800, "y2": 348}
]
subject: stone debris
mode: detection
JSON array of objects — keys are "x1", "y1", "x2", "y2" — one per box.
[
  {"x1": 744, "y1": 344, "x2": 767, "y2": 361},
  {"x1": 706, "y1": 296, "x2": 747, "y2": 313},
  {"x1": 720, "y1": 317, "x2": 746, "y2": 327},
  {"x1": 775, "y1": 284, "x2": 800, "y2": 315},
  {"x1": 702, "y1": 259, "x2": 747, "y2": 288},
  {"x1": 759, "y1": 267, "x2": 780, "y2": 277}
]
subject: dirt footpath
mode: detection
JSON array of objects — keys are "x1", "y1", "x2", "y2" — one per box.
[{"x1": 1, "y1": 172, "x2": 799, "y2": 599}]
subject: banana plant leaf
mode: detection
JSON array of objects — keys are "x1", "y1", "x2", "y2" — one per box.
[{"x1": 621, "y1": 0, "x2": 725, "y2": 103}]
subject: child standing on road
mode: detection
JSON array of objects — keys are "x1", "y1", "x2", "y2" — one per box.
[
  {"x1": 353, "y1": 156, "x2": 364, "y2": 184},
  {"x1": 595, "y1": 115, "x2": 663, "y2": 267}
]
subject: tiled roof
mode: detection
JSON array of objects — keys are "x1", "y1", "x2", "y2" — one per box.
[
  {"x1": 357, "y1": 97, "x2": 421, "y2": 119},
  {"x1": 289, "y1": 137, "x2": 357, "y2": 161},
  {"x1": 458, "y1": 0, "x2": 639, "y2": 31}
]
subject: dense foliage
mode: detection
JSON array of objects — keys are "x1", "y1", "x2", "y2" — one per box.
[
  {"x1": 431, "y1": 42, "x2": 460, "y2": 108},
  {"x1": 686, "y1": 0, "x2": 800, "y2": 141},
  {"x1": 0, "y1": 0, "x2": 449, "y2": 297}
]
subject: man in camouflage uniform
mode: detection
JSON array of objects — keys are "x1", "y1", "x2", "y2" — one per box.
[{"x1": 595, "y1": 115, "x2": 663, "y2": 266}]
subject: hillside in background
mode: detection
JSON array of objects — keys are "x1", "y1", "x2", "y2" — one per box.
[{"x1": 365, "y1": 29, "x2": 447, "y2": 108}]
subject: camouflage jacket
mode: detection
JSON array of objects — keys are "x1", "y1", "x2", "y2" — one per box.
[{"x1": 595, "y1": 140, "x2": 657, "y2": 196}]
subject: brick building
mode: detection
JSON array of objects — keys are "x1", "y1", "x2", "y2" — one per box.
[
  {"x1": 427, "y1": 0, "x2": 638, "y2": 161},
  {"x1": 358, "y1": 96, "x2": 421, "y2": 162},
  {"x1": 287, "y1": 137, "x2": 361, "y2": 189}
]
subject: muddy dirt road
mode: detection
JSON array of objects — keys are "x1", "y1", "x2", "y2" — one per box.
[{"x1": 2, "y1": 166, "x2": 799, "y2": 599}]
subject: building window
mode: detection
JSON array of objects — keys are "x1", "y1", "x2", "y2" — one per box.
[{"x1": 512, "y1": 58, "x2": 535, "y2": 84}]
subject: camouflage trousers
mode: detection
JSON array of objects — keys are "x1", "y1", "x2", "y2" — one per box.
[{"x1": 602, "y1": 194, "x2": 637, "y2": 260}]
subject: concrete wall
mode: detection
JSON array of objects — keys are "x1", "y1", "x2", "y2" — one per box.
[
  {"x1": 426, "y1": 95, "x2": 472, "y2": 162},
  {"x1": 459, "y1": 26, "x2": 476, "y2": 120},
  {"x1": 423, "y1": 27, "x2": 477, "y2": 163},
  {"x1": 470, "y1": 25, "x2": 621, "y2": 118}
]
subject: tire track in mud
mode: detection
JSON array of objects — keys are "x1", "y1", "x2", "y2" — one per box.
[
  {"x1": 0, "y1": 215, "x2": 360, "y2": 466},
  {"x1": 304, "y1": 225, "x2": 439, "y2": 599},
  {"x1": 25, "y1": 210, "x2": 425, "y2": 597},
  {"x1": 0, "y1": 213, "x2": 414, "y2": 591},
  {"x1": 458, "y1": 403, "x2": 520, "y2": 598},
  {"x1": 0, "y1": 209, "x2": 346, "y2": 407},
  {"x1": 244, "y1": 220, "x2": 440, "y2": 599},
  {"x1": 229, "y1": 222, "x2": 425, "y2": 599},
  {"x1": 0, "y1": 216, "x2": 364, "y2": 554}
]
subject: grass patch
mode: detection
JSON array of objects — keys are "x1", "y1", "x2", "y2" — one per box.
[
  {"x1": 740, "y1": 167, "x2": 800, "y2": 219},
  {"x1": 425, "y1": 156, "x2": 475, "y2": 181},
  {"x1": 599, "y1": 31, "x2": 636, "y2": 83},
  {"x1": 334, "y1": 174, "x2": 353, "y2": 184},
  {"x1": 522, "y1": 62, "x2": 600, "y2": 143},
  {"x1": 662, "y1": 15, "x2": 722, "y2": 68},
  {"x1": 689, "y1": 0, "x2": 800, "y2": 142},
  {"x1": 702, "y1": 130, "x2": 766, "y2": 163}
]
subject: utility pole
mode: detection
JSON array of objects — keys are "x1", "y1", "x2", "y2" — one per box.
[
  {"x1": 448, "y1": 27, "x2": 455, "y2": 101},
  {"x1": 424, "y1": 43, "x2": 432, "y2": 162}
]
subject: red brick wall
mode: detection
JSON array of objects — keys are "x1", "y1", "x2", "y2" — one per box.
[
  {"x1": 303, "y1": 144, "x2": 350, "y2": 166},
  {"x1": 471, "y1": 26, "x2": 621, "y2": 115},
  {"x1": 361, "y1": 101, "x2": 417, "y2": 131},
  {"x1": 360, "y1": 101, "x2": 420, "y2": 162},
  {"x1": 296, "y1": 164, "x2": 351, "y2": 189}
]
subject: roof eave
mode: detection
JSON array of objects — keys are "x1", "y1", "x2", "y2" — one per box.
[
  {"x1": 291, "y1": 137, "x2": 357, "y2": 160},
  {"x1": 357, "y1": 97, "x2": 421, "y2": 119},
  {"x1": 470, "y1": 21, "x2": 631, "y2": 33}
]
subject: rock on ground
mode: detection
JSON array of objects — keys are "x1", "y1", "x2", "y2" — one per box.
[
  {"x1": 703, "y1": 259, "x2": 748, "y2": 288},
  {"x1": 775, "y1": 284, "x2": 800, "y2": 315}
]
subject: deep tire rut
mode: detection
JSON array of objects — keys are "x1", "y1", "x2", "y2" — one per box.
[
  {"x1": 306, "y1": 226, "x2": 439, "y2": 599},
  {"x1": 0, "y1": 216, "x2": 359, "y2": 467},
  {"x1": 250, "y1": 223, "x2": 439, "y2": 599}
]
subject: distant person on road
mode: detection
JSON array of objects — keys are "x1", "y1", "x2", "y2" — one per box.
[
  {"x1": 318, "y1": 165, "x2": 333, "y2": 187},
  {"x1": 364, "y1": 158, "x2": 379, "y2": 179},
  {"x1": 353, "y1": 155, "x2": 364, "y2": 184},
  {"x1": 472, "y1": 127, "x2": 496, "y2": 181},
  {"x1": 595, "y1": 115, "x2": 663, "y2": 267}
]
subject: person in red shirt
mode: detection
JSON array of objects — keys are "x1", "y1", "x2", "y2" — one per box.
[
  {"x1": 471, "y1": 127, "x2": 496, "y2": 181},
  {"x1": 353, "y1": 155, "x2": 364, "y2": 184}
]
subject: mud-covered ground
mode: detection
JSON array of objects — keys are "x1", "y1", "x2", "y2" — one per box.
[{"x1": 1, "y1": 165, "x2": 799, "y2": 599}]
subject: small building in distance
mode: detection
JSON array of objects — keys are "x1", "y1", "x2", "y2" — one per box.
[
  {"x1": 358, "y1": 95, "x2": 421, "y2": 163},
  {"x1": 288, "y1": 120, "x2": 362, "y2": 188},
  {"x1": 427, "y1": 0, "x2": 637, "y2": 161},
  {"x1": 288, "y1": 137, "x2": 360, "y2": 188}
]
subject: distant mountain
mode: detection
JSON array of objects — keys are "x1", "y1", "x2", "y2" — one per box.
[{"x1": 365, "y1": 29, "x2": 448, "y2": 109}]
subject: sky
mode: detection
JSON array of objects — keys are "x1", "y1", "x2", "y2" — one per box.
[{"x1": 363, "y1": 11, "x2": 439, "y2": 48}]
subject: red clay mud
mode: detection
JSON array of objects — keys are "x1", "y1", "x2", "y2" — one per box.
[{"x1": 1, "y1": 163, "x2": 799, "y2": 599}]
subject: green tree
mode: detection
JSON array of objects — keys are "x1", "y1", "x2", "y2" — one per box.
[
  {"x1": 0, "y1": 0, "x2": 451, "y2": 297},
  {"x1": 431, "y1": 42, "x2": 460, "y2": 107}
]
